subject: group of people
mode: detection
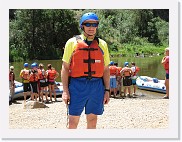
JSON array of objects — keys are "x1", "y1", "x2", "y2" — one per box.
[
  {"x1": 9, "y1": 12, "x2": 169, "y2": 129},
  {"x1": 9, "y1": 62, "x2": 59, "y2": 105},
  {"x1": 109, "y1": 61, "x2": 140, "y2": 98}
]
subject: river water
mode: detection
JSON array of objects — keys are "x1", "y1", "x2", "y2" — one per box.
[{"x1": 9, "y1": 55, "x2": 166, "y2": 97}]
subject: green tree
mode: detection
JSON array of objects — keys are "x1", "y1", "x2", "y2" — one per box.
[{"x1": 9, "y1": 9, "x2": 79, "y2": 61}]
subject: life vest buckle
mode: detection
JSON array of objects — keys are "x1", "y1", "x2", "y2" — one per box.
[{"x1": 87, "y1": 76, "x2": 92, "y2": 80}]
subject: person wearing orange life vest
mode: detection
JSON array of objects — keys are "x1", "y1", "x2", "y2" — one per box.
[
  {"x1": 161, "y1": 47, "x2": 169, "y2": 99},
  {"x1": 9, "y1": 66, "x2": 15, "y2": 101},
  {"x1": 130, "y1": 62, "x2": 140, "y2": 96},
  {"x1": 120, "y1": 62, "x2": 133, "y2": 98},
  {"x1": 38, "y1": 63, "x2": 48, "y2": 103},
  {"x1": 109, "y1": 61, "x2": 118, "y2": 98},
  {"x1": 33, "y1": 62, "x2": 41, "y2": 101},
  {"x1": 61, "y1": 12, "x2": 110, "y2": 129},
  {"x1": 47, "y1": 64, "x2": 59, "y2": 102},
  {"x1": 20, "y1": 63, "x2": 31, "y2": 105},
  {"x1": 28, "y1": 63, "x2": 39, "y2": 101},
  {"x1": 114, "y1": 62, "x2": 123, "y2": 97}
]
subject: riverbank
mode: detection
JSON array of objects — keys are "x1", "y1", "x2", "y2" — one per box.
[{"x1": 9, "y1": 95, "x2": 169, "y2": 129}]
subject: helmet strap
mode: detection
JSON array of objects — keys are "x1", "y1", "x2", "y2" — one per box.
[{"x1": 83, "y1": 28, "x2": 96, "y2": 38}]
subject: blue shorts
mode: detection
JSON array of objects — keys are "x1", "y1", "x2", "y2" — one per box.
[
  {"x1": 68, "y1": 78, "x2": 104, "y2": 116},
  {"x1": 132, "y1": 79, "x2": 136, "y2": 85},
  {"x1": 110, "y1": 78, "x2": 117, "y2": 88}
]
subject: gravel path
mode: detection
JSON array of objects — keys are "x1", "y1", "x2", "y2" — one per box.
[{"x1": 9, "y1": 95, "x2": 169, "y2": 129}]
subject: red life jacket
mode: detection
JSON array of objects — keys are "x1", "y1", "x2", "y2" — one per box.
[
  {"x1": 133, "y1": 66, "x2": 140, "y2": 76},
  {"x1": 164, "y1": 56, "x2": 169, "y2": 71},
  {"x1": 9, "y1": 71, "x2": 15, "y2": 81},
  {"x1": 69, "y1": 36, "x2": 104, "y2": 78},
  {"x1": 47, "y1": 69, "x2": 57, "y2": 82},
  {"x1": 109, "y1": 66, "x2": 117, "y2": 76},
  {"x1": 116, "y1": 67, "x2": 122, "y2": 76},
  {"x1": 29, "y1": 73, "x2": 39, "y2": 82}
]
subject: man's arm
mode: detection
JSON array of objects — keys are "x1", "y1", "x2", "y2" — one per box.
[
  {"x1": 61, "y1": 61, "x2": 70, "y2": 104},
  {"x1": 103, "y1": 65, "x2": 110, "y2": 104}
]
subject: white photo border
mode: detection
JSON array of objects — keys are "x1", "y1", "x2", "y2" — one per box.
[{"x1": 0, "y1": 0, "x2": 179, "y2": 140}]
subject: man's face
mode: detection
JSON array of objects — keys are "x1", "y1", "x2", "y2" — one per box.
[{"x1": 82, "y1": 20, "x2": 98, "y2": 36}]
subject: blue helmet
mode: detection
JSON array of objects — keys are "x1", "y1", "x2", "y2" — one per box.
[
  {"x1": 24, "y1": 63, "x2": 29, "y2": 67},
  {"x1": 79, "y1": 12, "x2": 99, "y2": 29},
  {"x1": 31, "y1": 63, "x2": 37, "y2": 68},
  {"x1": 124, "y1": 62, "x2": 129, "y2": 67},
  {"x1": 33, "y1": 62, "x2": 38, "y2": 67},
  {"x1": 110, "y1": 61, "x2": 114, "y2": 65}
]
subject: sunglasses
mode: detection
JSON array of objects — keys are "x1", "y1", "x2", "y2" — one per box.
[{"x1": 83, "y1": 23, "x2": 98, "y2": 27}]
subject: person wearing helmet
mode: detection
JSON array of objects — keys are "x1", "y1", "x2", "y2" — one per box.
[
  {"x1": 9, "y1": 66, "x2": 15, "y2": 102},
  {"x1": 120, "y1": 62, "x2": 133, "y2": 98},
  {"x1": 28, "y1": 63, "x2": 39, "y2": 101},
  {"x1": 109, "y1": 61, "x2": 118, "y2": 98},
  {"x1": 33, "y1": 62, "x2": 42, "y2": 101},
  {"x1": 61, "y1": 12, "x2": 110, "y2": 129},
  {"x1": 114, "y1": 62, "x2": 123, "y2": 97},
  {"x1": 19, "y1": 63, "x2": 31, "y2": 106}
]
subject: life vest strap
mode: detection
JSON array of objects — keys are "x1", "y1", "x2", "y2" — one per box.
[
  {"x1": 79, "y1": 47, "x2": 98, "y2": 51},
  {"x1": 84, "y1": 71, "x2": 96, "y2": 75},
  {"x1": 70, "y1": 76, "x2": 102, "y2": 80},
  {"x1": 83, "y1": 59, "x2": 95, "y2": 63}
]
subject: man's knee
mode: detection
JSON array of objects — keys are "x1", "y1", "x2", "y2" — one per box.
[
  {"x1": 86, "y1": 114, "x2": 97, "y2": 129},
  {"x1": 68, "y1": 116, "x2": 80, "y2": 129}
]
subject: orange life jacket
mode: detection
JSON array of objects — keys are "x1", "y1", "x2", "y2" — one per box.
[
  {"x1": 47, "y1": 69, "x2": 57, "y2": 82},
  {"x1": 38, "y1": 69, "x2": 46, "y2": 80},
  {"x1": 69, "y1": 36, "x2": 104, "y2": 78},
  {"x1": 21, "y1": 69, "x2": 29, "y2": 80},
  {"x1": 109, "y1": 66, "x2": 117, "y2": 76},
  {"x1": 116, "y1": 67, "x2": 122, "y2": 76},
  {"x1": 29, "y1": 72, "x2": 39, "y2": 82},
  {"x1": 122, "y1": 67, "x2": 132, "y2": 77},
  {"x1": 9, "y1": 71, "x2": 15, "y2": 81}
]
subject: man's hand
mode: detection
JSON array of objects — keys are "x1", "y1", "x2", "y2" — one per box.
[
  {"x1": 103, "y1": 92, "x2": 110, "y2": 104},
  {"x1": 62, "y1": 91, "x2": 70, "y2": 105}
]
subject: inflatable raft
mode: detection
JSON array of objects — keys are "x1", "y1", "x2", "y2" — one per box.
[
  {"x1": 136, "y1": 76, "x2": 166, "y2": 94},
  {"x1": 12, "y1": 81, "x2": 63, "y2": 100}
]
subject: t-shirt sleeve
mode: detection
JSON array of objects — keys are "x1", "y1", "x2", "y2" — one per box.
[
  {"x1": 99, "y1": 39, "x2": 110, "y2": 66},
  {"x1": 62, "y1": 38, "x2": 76, "y2": 64}
]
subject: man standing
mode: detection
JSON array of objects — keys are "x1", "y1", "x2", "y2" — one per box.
[
  {"x1": 20, "y1": 63, "x2": 31, "y2": 106},
  {"x1": 109, "y1": 61, "x2": 118, "y2": 98},
  {"x1": 120, "y1": 62, "x2": 133, "y2": 98},
  {"x1": 61, "y1": 12, "x2": 110, "y2": 129}
]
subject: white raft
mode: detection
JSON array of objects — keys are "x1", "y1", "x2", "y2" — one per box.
[
  {"x1": 13, "y1": 81, "x2": 63, "y2": 100},
  {"x1": 136, "y1": 76, "x2": 166, "y2": 94}
]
